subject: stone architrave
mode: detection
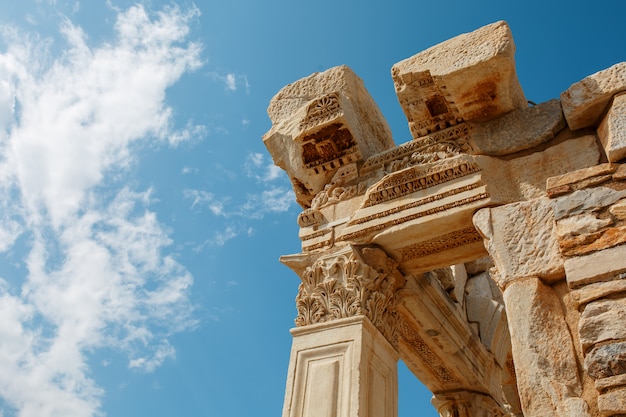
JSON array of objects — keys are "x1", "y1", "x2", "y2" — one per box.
[
  {"x1": 597, "y1": 92, "x2": 626, "y2": 162},
  {"x1": 282, "y1": 316, "x2": 398, "y2": 417},
  {"x1": 561, "y1": 61, "x2": 626, "y2": 131}
]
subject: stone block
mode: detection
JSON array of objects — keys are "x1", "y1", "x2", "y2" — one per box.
[
  {"x1": 561, "y1": 61, "x2": 626, "y2": 130},
  {"x1": 564, "y1": 244, "x2": 626, "y2": 287},
  {"x1": 551, "y1": 186, "x2": 626, "y2": 220},
  {"x1": 503, "y1": 278, "x2": 588, "y2": 417},
  {"x1": 571, "y1": 277, "x2": 626, "y2": 307},
  {"x1": 263, "y1": 65, "x2": 394, "y2": 208},
  {"x1": 579, "y1": 297, "x2": 626, "y2": 351},
  {"x1": 391, "y1": 21, "x2": 526, "y2": 139},
  {"x1": 473, "y1": 198, "x2": 564, "y2": 287},
  {"x1": 468, "y1": 98, "x2": 566, "y2": 156},
  {"x1": 546, "y1": 163, "x2": 618, "y2": 197},
  {"x1": 598, "y1": 92, "x2": 626, "y2": 162},
  {"x1": 585, "y1": 341, "x2": 626, "y2": 379},
  {"x1": 598, "y1": 386, "x2": 626, "y2": 416}
]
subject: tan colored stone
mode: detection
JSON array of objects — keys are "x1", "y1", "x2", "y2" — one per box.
[
  {"x1": 564, "y1": 244, "x2": 626, "y2": 287},
  {"x1": 561, "y1": 61, "x2": 626, "y2": 130},
  {"x1": 595, "y1": 373, "x2": 626, "y2": 391},
  {"x1": 610, "y1": 199, "x2": 626, "y2": 220},
  {"x1": 263, "y1": 65, "x2": 394, "y2": 208},
  {"x1": 555, "y1": 213, "x2": 613, "y2": 239},
  {"x1": 571, "y1": 277, "x2": 626, "y2": 307},
  {"x1": 473, "y1": 198, "x2": 564, "y2": 287},
  {"x1": 283, "y1": 316, "x2": 398, "y2": 417},
  {"x1": 391, "y1": 21, "x2": 526, "y2": 139},
  {"x1": 503, "y1": 278, "x2": 590, "y2": 417},
  {"x1": 547, "y1": 163, "x2": 618, "y2": 195},
  {"x1": 481, "y1": 135, "x2": 601, "y2": 203},
  {"x1": 559, "y1": 225, "x2": 626, "y2": 257},
  {"x1": 597, "y1": 386, "x2": 626, "y2": 416},
  {"x1": 598, "y1": 92, "x2": 626, "y2": 162},
  {"x1": 468, "y1": 98, "x2": 566, "y2": 156},
  {"x1": 579, "y1": 297, "x2": 626, "y2": 351}
]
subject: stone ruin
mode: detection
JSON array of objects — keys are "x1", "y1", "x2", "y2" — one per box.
[{"x1": 262, "y1": 21, "x2": 626, "y2": 417}]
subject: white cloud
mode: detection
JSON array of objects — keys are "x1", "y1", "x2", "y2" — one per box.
[
  {"x1": 207, "y1": 71, "x2": 248, "y2": 93},
  {"x1": 0, "y1": 4, "x2": 201, "y2": 416}
]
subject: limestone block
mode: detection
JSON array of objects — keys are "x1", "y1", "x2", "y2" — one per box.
[
  {"x1": 480, "y1": 135, "x2": 601, "y2": 203},
  {"x1": 473, "y1": 198, "x2": 564, "y2": 288},
  {"x1": 546, "y1": 163, "x2": 619, "y2": 198},
  {"x1": 468, "y1": 99, "x2": 566, "y2": 156},
  {"x1": 598, "y1": 386, "x2": 626, "y2": 416},
  {"x1": 598, "y1": 92, "x2": 626, "y2": 162},
  {"x1": 579, "y1": 297, "x2": 626, "y2": 351},
  {"x1": 503, "y1": 278, "x2": 589, "y2": 417},
  {"x1": 555, "y1": 213, "x2": 613, "y2": 238},
  {"x1": 552, "y1": 186, "x2": 626, "y2": 220},
  {"x1": 571, "y1": 277, "x2": 626, "y2": 307},
  {"x1": 391, "y1": 21, "x2": 526, "y2": 139},
  {"x1": 561, "y1": 61, "x2": 626, "y2": 130},
  {"x1": 585, "y1": 341, "x2": 626, "y2": 379},
  {"x1": 263, "y1": 65, "x2": 394, "y2": 208},
  {"x1": 595, "y1": 373, "x2": 626, "y2": 392},
  {"x1": 282, "y1": 316, "x2": 398, "y2": 417},
  {"x1": 564, "y1": 244, "x2": 626, "y2": 287}
]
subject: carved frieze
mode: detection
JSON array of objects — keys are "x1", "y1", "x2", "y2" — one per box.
[
  {"x1": 299, "y1": 92, "x2": 342, "y2": 131},
  {"x1": 361, "y1": 124, "x2": 473, "y2": 174},
  {"x1": 364, "y1": 160, "x2": 481, "y2": 207},
  {"x1": 398, "y1": 227, "x2": 484, "y2": 261},
  {"x1": 293, "y1": 247, "x2": 401, "y2": 344}
]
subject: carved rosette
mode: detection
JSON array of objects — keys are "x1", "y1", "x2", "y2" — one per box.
[{"x1": 294, "y1": 247, "x2": 400, "y2": 344}]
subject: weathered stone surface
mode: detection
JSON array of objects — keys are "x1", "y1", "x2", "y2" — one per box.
[
  {"x1": 551, "y1": 186, "x2": 626, "y2": 220},
  {"x1": 503, "y1": 278, "x2": 589, "y2": 417},
  {"x1": 469, "y1": 98, "x2": 566, "y2": 156},
  {"x1": 571, "y1": 276, "x2": 626, "y2": 307},
  {"x1": 610, "y1": 199, "x2": 626, "y2": 220},
  {"x1": 263, "y1": 65, "x2": 394, "y2": 208},
  {"x1": 561, "y1": 62, "x2": 626, "y2": 130},
  {"x1": 555, "y1": 213, "x2": 613, "y2": 239},
  {"x1": 547, "y1": 163, "x2": 619, "y2": 197},
  {"x1": 559, "y1": 225, "x2": 626, "y2": 257},
  {"x1": 595, "y1": 373, "x2": 626, "y2": 391},
  {"x1": 579, "y1": 297, "x2": 626, "y2": 350},
  {"x1": 391, "y1": 21, "x2": 526, "y2": 139},
  {"x1": 598, "y1": 92, "x2": 626, "y2": 162},
  {"x1": 473, "y1": 198, "x2": 564, "y2": 287},
  {"x1": 585, "y1": 342, "x2": 626, "y2": 379},
  {"x1": 480, "y1": 135, "x2": 601, "y2": 202},
  {"x1": 598, "y1": 386, "x2": 626, "y2": 416},
  {"x1": 564, "y1": 244, "x2": 626, "y2": 287}
]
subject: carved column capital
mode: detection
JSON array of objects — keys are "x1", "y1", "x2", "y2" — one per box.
[
  {"x1": 432, "y1": 391, "x2": 508, "y2": 417},
  {"x1": 282, "y1": 245, "x2": 404, "y2": 346}
]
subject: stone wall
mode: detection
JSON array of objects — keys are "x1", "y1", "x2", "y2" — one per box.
[{"x1": 263, "y1": 20, "x2": 626, "y2": 417}]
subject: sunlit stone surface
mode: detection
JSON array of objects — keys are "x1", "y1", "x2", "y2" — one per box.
[{"x1": 263, "y1": 20, "x2": 626, "y2": 417}]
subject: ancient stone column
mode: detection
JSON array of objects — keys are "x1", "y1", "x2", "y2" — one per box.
[
  {"x1": 280, "y1": 246, "x2": 402, "y2": 417},
  {"x1": 282, "y1": 317, "x2": 397, "y2": 417}
]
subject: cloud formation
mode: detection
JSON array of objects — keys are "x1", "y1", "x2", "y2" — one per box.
[{"x1": 0, "y1": 4, "x2": 202, "y2": 416}]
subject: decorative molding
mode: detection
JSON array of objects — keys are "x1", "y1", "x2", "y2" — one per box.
[
  {"x1": 397, "y1": 318, "x2": 459, "y2": 385},
  {"x1": 364, "y1": 161, "x2": 481, "y2": 207},
  {"x1": 398, "y1": 227, "x2": 484, "y2": 261},
  {"x1": 339, "y1": 193, "x2": 489, "y2": 242},
  {"x1": 299, "y1": 93, "x2": 342, "y2": 131},
  {"x1": 361, "y1": 124, "x2": 473, "y2": 173},
  {"x1": 294, "y1": 247, "x2": 400, "y2": 344}
]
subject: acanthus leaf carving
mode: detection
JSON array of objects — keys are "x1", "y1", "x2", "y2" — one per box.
[{"x1": 293, "y1": 246, "x2": 401, "y2": 345}]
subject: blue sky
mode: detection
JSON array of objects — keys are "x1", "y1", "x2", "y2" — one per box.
[{"x1": 0, "y1": 1, "x2": 623, "y2": 416}]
